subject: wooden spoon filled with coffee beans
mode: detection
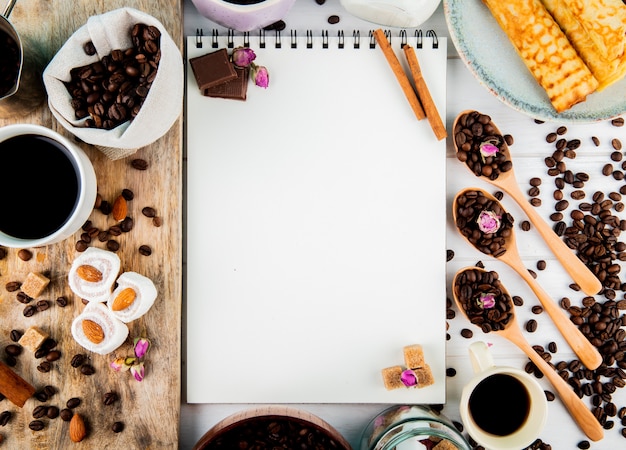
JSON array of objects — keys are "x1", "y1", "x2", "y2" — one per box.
[
  {"x1": 453, "y1": 187, "x2": 602, "y2": 370},
  {"x1": 452, "y1": 266, "x2": 604, "y2": 442},
  {"x1": 453, "y1": 110, "x2": 602, "y2": 296}
]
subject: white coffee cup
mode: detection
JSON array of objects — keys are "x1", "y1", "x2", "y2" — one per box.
[
  {"x1": 459, "y1": 341, "x2": 548, "y2": 450},
  {"x1": 0, "y1": 124, "x2": 97, "y2": 247}
]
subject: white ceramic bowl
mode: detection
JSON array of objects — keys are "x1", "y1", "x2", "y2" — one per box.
[
  {"x1": 190, "y1": 0, "x2": 296, "y2": 32},
  {"x1": 340, "y1": 0, "x2": 441, "y2": 28}
]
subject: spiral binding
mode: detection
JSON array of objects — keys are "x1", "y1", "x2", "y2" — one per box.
[{"x1": 194, "y1": 28, "x2": 438, "y2": 50}]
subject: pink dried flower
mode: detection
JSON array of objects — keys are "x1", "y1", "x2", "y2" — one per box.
[
  {"x1": 477, "y1": 210, "x2": 501, "y2": 234},
  {"x1": 251, "y1": 63, "x2": 269, "y2": 88},
  {"x1": 477, "y1": 292, "x2": 496, "y2": 309},
  {"x1": 130, "y1": 362, "x2": 145, "y2": 382},
  {"x1": 400, "y1": 369, "x2": 418, "y2": 387},
  {"x1": 134, "y1": 337, "x2": 151, "y2": 359},
  {"x1": 479, "y1": 141, "x2": 499, "y2": 161},
  {"x1": 232, "y1": 47, "x2": 256, "y2": 68}
]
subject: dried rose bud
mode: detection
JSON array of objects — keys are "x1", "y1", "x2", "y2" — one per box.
[
  {"x1": 400, "y1": 369, "x2": 418, "y2": 387},
  {"x1": 133, "y1": 337, "x2": 150, "y2": 359},
  {"x1": 130, "y1": 362, "x2": 145, "y2": 382},
  {"x1": 231, "y1": 47, "x2": 256, "y2": 68},
  {"x1": 251, "y1": 63, "x2": 269, "y2": 88},
  {"x1": 476, "y1": 210, "x2": 501, "y2": 234}
]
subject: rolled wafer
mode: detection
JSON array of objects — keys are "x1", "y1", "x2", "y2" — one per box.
[
  {"x1": 482, "y1": 0, "x2": 598, "y2": 113},
  {"x1": 107, "y1": 271, "x2": 157, "y2": 323},
  {"x1": 71, "y1": 302, "x2": 129, "y2": 355},
  {"x1": 541, "y1": 0, "x2": 626, "y2": 90},
  {"x1": 68, "y1": 247, "x2": 121, "y2": 303}
]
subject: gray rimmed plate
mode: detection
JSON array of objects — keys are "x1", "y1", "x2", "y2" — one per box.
[{"x1": 443, "y1": 0, "x2": 626, "y2": 123}]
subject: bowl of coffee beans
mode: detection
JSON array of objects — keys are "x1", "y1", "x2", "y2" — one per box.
[
  {"x1": 192, "y1": 406, "x2": 352, "y2": 450},
  {"x1": 43, "y1": 7, "x2": 183, "y2": 159}
]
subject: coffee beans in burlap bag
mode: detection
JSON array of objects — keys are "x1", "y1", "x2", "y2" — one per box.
[{"x1": 43, "y1": 7, "x2": 183, "y2": 159}]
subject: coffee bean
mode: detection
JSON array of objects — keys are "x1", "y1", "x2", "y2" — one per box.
[
  {"x1": 555, "y1": 199, "x2": 569, "y2": 211},
  {"x1": 536, "y1": 260, "x2": 547, "y2": 271},
  {"x1": 120, "y1": 216, "x2": 134, "y2": 232},
  {"x1": 526, "y1": 319, "x2": 538, "y2": 332},
  {"x1": 460, "y1": 328, "x2": 473, "y2": 339},
  {"x1": 131, "y1": 158, "x2": 149, "y2": 170},
  {"x1": 577, "y1": 440, "x2": 591, "y2": 449},
  {"x1": 592, "y1": 136, "x2": 600, "y2": 146},
  {"x1": 70, "y1": 354, "x2": 86, "y2": 368},
  {"x1": 138, "y1": 244, "x2": 152, "y2": 256},
  {"x1": 56, "y1": 296, "x2": 68, "y2": 307},
  {"x1": 512, "y1": 295, "x2": 524, "y2": 306},
  {"x1": 142, "y1": 206, "x2": 156, "y2": 217},
  {"x1": 530, "y1": 197, "x2": 542, "y2": 207},
  {"x1": 152, "y1": 216, "x2": 162, "y2": 227},
  {"x1": 5, "y1": 281, "x2": 20, "y2": 292},
  {"x1": 43, "y1": 385, "x2": 56, "y2": 398},
  {"x1": 23, "y1": 304, "x2": 36, "y2": 317},
  {"x1": 0, "y1": 411, "x2": 11, "y2": 426},
  {"x1": 0, "y1": 247, "x2": 6, "y2": 260},
  {"x1": 60, "y1": 408, "x2": 73, "y2": 421},
  {"x1": 103, "y1": 392, "x2": 119, "y2": 406},
  {"x1": 37, "y1": 361, "x2": 51, "y2": 373},
  {"x1": 528, "y1": 186, "x2": 540, "y2": 197},
  {"x1": 17, "y1": 249, "x2": 32, "y2": 261},
  {"x1": 45, "y1": 350, "x2": 61, "y2": 362},
  {"x1": 46, "y1": 406, "x2": 60, "y2": 419},
  {"x1": 36, "y1": 300, "x2": 50, "y2": 312},
  {"x1": 32, "y1": 405, "x2": 47, "y2": 419},
  {"x1": 83, "y1": 41, "x2": 96, "y2": 56},
  {"x1": 612, "y1": 118, "x2": 624, "y2": 127},
  {"x1": 529, "y1": 177, "x2": 542, "y2": 186},
  {"x1": 520, "y1": 220, "x2": 531, "y2": 231},
  {"x1": 28, "y1": 420, "x2": 44, "y2": 431},
  {"x1": 112, "y1": 421, "x2": 124, "y2": 433},
  {"x1": 9, "y1": 329, "x2": 22, "y2": 342},
  {"x1": 75, "y1": 240, "x2": 89, "y2": 252},
  {"x1": 546, "y1": 132, "x2": 557, "y2": 143},
  {"x1": 34, "y1": 390, "x2": 48, "y2": 402},
  {"x1": 66, "y1": 397, "x2": 81, "y2": 409},
  {"x1": 532, "y1": 305, "x2": 544, "y2": 314},
  {"x1": 603, "y1": 164, "x2": 614, "y2": 176},
  {"x1": 106, "y1": 239, "x2": 120, "y2": 252},
  {"x1": 80, "y1": 364, "x2": 95, "y2": 375},
  {"x1": 446, "y1": 249, "x2": 454, "y2": 262},
  {"x1": 327, "y1": 14, "x2": 340, "y2": 24}
]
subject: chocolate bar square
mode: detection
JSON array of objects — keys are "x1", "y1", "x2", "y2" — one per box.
[
  {"x1": 205, "y1": 66, "x2": 249, "y2": 101},
  {"x1": 190, "y1": 48, "x2": 237, "y2": 91}
]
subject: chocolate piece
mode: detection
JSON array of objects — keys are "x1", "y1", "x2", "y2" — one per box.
[
  {"x1": 205, "y1": 67, "x2": 249, "y2": 100},
  {"x1": 190, "y1": 48, "x2": 237, "y2": 91}
]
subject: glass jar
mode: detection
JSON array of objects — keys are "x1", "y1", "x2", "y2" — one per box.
[{"x1": 360, "y1": 405, "x2": 472, "y2": 450}]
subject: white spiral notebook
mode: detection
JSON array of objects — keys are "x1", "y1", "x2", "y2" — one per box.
[{"x1": 186, "y1": 29, "x2": 448, "y2": 404}]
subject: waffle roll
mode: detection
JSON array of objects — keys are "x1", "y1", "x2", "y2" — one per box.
[
  {"x1": 482, "y1": 0, "x2": 598, "y2": 113},
  {"x1": 541, "y1": 0, "x2": 626, "y2": 91}
]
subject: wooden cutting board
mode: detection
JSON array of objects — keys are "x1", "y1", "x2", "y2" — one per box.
[{"x1": 0, "y1": 0, "x2": 182, "y2": 448}]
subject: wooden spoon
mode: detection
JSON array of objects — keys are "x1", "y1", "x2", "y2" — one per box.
[
  {"x1": 452, "y1": 110, "x2": 602, "y2": 296},
  {"x1": 453, "y1": 187, "x2": 602, "y2": 370},
  {"x1": 452, "y1": 266, "x2": 604, "y2": 442}
]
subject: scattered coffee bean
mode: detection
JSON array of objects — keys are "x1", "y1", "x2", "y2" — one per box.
[
  {"x1": 60, "y1": 408, "x2": 73, "y2": 421},
  {"x1": 612, "y1": 117, "x2": 624, "y2": 127},
  {"x1": 45, "y1": 350, "x2": 61, "y2": 362},
  {"x1": 9, "y1": 329, "x2": 22, "y2": 342},
  {"x1": 460, "y1": 328, "x2": 473, "y2": 339},
  {"x1": 152, "y1": 216, "x2": 162, "y2": 227},
  {"x1": 75, "y1": 240, "x2": 89, "y2": 252},
  {"x1": 536, "y1": 260, "x2": 547, "y2": 271},
  {"x1": 520, "y1": 220, "x2": 531, "y2": 231},
  {"x1": 577, "y1": 440, "x2": 591, "y2": 449},
  {"x1": 36, "y1": 300, "x2": 50, "y2": 312},
  {"x1": 17, "y1": 249, "x2": 32, "y2": 261},
  {"x1": 4, "y1": 344, "x2": 21, "y2": 357},
  {"x1": 531, "y1": 305, "x2": 544, "y2": 314},
  {"x1": 28, "y1": 420, "x2": 44, "y2": 431},
  {"x1": 446, "y1": 249, "x2": 455, "y2": 262},
  {"x1": 106, "y1": 239, "x2": 120, "y2": 252},
  {"x1": 121, "y1": 188, "x2": 134, "y2": 201},
  {"x1": 83, "y1": 41, "x2": 96, "y2": 56},
  {"x1": 446, "y1": 367, "x2": 457, "y2": 377},
  {"x1": 120, "y1": 216, "x2": 134, "y2": 232},
  {"x1": 141, "y1": 206, "x2": 156, "y2": 218},
  {"x1": 23, "y1": 304, "x2": 37, "y2": 317},
  {"x1": 545, "y1": 390, "x2": 555, "y2": 401},
  {"x1": 103, "y1": 392, "x2": 119, "y2": 406},
  {"x1": 0, "y1": 411, "x2": 11, "y2": 426},
  {"x1": 80, "y1": 364, "x2": 95, "y2": 375},
  {"x1": 5, "y1": 281, "x2": 20, "y2": 292},
  {"x1": 526, "y1": 319, "x2": 538, "y2": 332},
  {"x1": 32, "y1": 405, "x2": 47, "y2": 419},
  {"x1": 66, "y1": 397, "x2": 81, "y2": 409},
  {"x1": 46, "y1": 406, "x2": 60, "y2": 419},
  {"x1": 56, "y1": 296, "x2": 68, "y2": 307},
  {"x1": 131, "y1": 158, "x2": 149, "y2": 170},
  {"x1": 138, "y1": 244, "x2": 152, "y2": 256},
  {"x1": 70, "y1": 354, "x2": 86, "y2": 368},
  {"x1": 327, "y1": 14, "x2": 340, "y2": 24},
  {"x1": 37, "y1": 361, "x2": 52, "y2": 373}
]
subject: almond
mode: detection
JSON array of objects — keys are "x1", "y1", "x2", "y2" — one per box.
[
  {"x1": 69, "y1": 413, "x2": 87, "y2": 442},
  {"x1": 76, "y1": 264, "x2": 103, "y2": 282},
  {"x1": 82, "y1": 319, "x2": 105, "y2": 344},
  {"x1": 111, "y1": 287, "x2": 137, "y2": 311},
  {"x1": 112, "y1": 194, "x2": 128, "y2": 221}
]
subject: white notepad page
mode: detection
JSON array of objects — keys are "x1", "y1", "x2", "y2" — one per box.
[{"x1": 186, "y1": 30, "x2": 448, "y2": 404}]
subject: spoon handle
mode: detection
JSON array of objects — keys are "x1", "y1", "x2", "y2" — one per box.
[
  {"x1": 505, "y1": 252, "x2": 603, "y2": 370},
  {"x1": 498, "y1": 177, "x2": 602, "y2": 296},
  {"x1": 506, "y1": 328, "x2": 604, "y2": 441}
]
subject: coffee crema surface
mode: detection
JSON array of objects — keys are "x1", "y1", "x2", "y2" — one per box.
[{"x1": 0, "y1": 134, "x2": 80, "y2": 239}]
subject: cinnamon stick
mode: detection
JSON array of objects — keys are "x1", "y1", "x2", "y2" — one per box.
[
  {"x1": 403, "y1": 45, "x2": 447, "y2": 141},
  {"x1": 0, "y1": 360, "x2": 35, "y2": 407},
  {"x1": 373, "y1": 29, "x2": 425, "y2": 121}
]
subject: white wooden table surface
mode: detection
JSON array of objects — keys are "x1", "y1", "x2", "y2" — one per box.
[{"x1": 180, "y1": 2, "x2": 626, "y2": 449}]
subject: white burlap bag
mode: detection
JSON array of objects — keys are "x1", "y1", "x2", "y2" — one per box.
[{"x1": 43, "y1": 7, "x2": 183, "y2": 159}]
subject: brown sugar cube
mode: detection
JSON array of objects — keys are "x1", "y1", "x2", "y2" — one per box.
[
  {"x1": 20, "y1": 272, "x2": 50, "y2": 298},
  {"x1": 18, "y1": 326, "x2": 49, "y2": 353},
  {"x1": 381, "y1": 365, "x2": 405, "y2": 390},
  {"x1": 414, "y1": 364, "x2": 435, "y2": 388},
  {"x1": 403, "y1": 344, "x2": 425, "y2": 369},
  {"x1": 433, "y1": 439, "x2": 459, "y2": 450}
]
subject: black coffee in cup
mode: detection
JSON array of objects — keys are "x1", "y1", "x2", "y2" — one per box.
[
  {"x1": 0, "y1": 28, "x2": 20, "y2": 97},
  {"x1": 468, "y1": 373, "x2": 530, "y2": 436},
  {"x1": 0, "y1": 134, "x2": 80, "y2": 239}
]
